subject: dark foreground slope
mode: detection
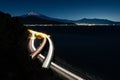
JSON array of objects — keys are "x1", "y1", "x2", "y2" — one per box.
[{"x1": 0, "y1": 11, "x2": 61, "y2": 80}]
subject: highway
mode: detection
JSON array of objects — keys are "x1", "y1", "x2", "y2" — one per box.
[{"x1": 28, "y1": 29, "x2": 85, "y2": 80}]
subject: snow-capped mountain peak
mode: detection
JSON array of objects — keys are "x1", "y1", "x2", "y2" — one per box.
[{"x1": 27, "y1": 11, "x2": 40, "y2": 16}]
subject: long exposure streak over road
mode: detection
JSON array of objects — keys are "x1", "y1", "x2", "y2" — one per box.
[{"x1": 28, "y1": 29, "x2": 85, "y2": 80}]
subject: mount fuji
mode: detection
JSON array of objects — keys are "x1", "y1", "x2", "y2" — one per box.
[{"x1": 16, "y1": 12, "x2": 73, "y2": 24}]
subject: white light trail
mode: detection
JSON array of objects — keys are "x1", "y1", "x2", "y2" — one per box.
[
  {"x1": 28, "y1": 29, "x2": 54, "y2": 68},
  {"x1": 28, "y1": 29, "x2": 85, "y2": 80},
  {"x1": 28, "y1": 33, "x2": 36, "y2": 52},
  {"x1": 31, "y1": 33, "x2": 36, "y2": 51},
  {"x1": 42, "y1": 36, "x2": 54, "y2": 68},
  {"x1": 31, "y1": 38, "x2": 47, "y2": 59}
]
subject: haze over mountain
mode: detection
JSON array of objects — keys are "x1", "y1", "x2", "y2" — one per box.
[{"x1": 16, "y1": 12, "x2": 120, "y2": 25}]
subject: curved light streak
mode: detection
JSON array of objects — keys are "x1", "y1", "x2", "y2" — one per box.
[
  {"x1": 28, "y1": 33, "x2": 36, "y2": 52},
  {"x1": 31, "y1": 33, "x2": 36, "y2": 51},
  {"x1": 28, "y1": 29, "x2": 85, "y2": 80},
  {"x1": 31, "y1": 38, "x2": 47, "y2": 59},
  {"x1": 42, "y1": 36, "x2": 54, "y2": 68},
  {"x1": 28, "y1": 29, "x2": 54, "y2": 68},
  {"x1": 36, "y1": 50, "x2": 85, "y2": 80},
  {"x1": 30, "y1": 41, "x2": 84, "y2": 80}
]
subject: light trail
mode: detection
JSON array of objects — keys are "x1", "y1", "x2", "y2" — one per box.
[
  {"x1": 28, "y1": 33, "x2": 36, "y2": 52},
  {"x1": 42, "y1": 36, "x2": 54, "y2": 68},
  {"x1": 28, "y1": 29, "x2": 85, "y2": 80},
  {"x1": 28, "y1": 29, "x2": 54, "y2": 68},
  {"x1": 37, "y1": 54, "x2": 84, "y2": 80},
  {"x1": 31, "y1": 38, "x2": 47, "y2": 59}
]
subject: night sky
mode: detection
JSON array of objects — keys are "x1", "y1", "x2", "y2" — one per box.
[{"x1": 0, "y1": 0, "x2": 120, "y2": 21}]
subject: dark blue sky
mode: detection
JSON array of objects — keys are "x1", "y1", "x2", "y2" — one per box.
[{"x1": 0, "y1": 0, "x2": 120, "y2": 21}]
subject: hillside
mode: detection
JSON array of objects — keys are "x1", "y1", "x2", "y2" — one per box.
[{"x1": 0, "y1": 11, "x2": 62, "y2": 80}]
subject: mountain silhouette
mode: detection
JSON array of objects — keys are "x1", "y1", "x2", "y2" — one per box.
[
  {"x1": 15, "y1": 12, "x2": 120, "y2": 25},
  {"x1": 16, "y1": 12, "x2": 73, "y2": 24},
  {"x1": 75, "y1": 18, "x2": 120, "y2": 24}
]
